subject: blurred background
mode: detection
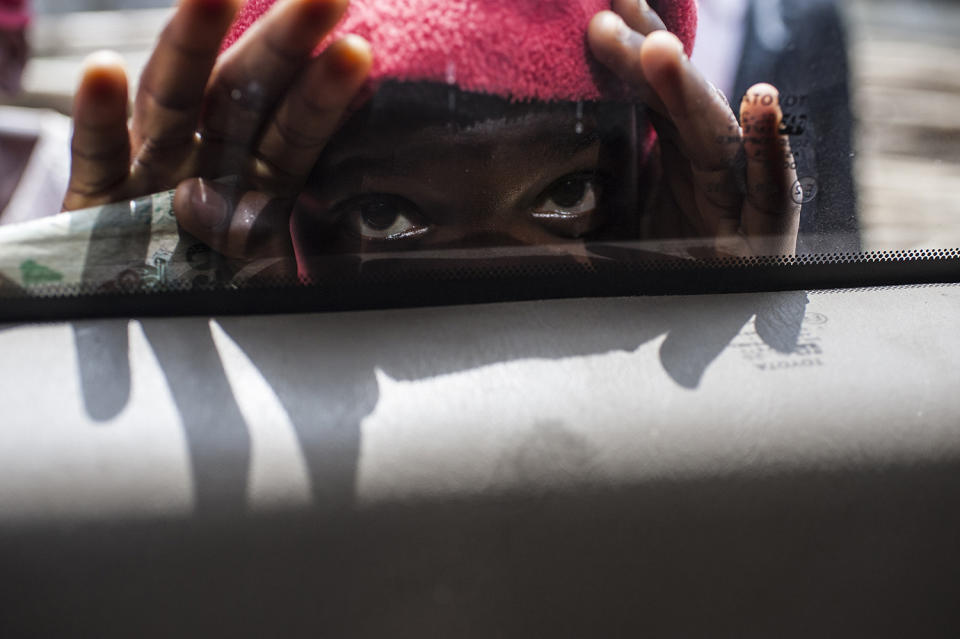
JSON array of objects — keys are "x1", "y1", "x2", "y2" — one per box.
[
  {"x1": 846, "y1": 0, "x2": 960, "y2": 251},
  {"x1": 31, "y1": 0, "x2": 164, "y2": 10},
  {"x1": 2, "y1": 0, "x2": 959, "y2": 250}
]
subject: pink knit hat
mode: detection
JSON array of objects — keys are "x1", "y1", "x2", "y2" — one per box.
[
  {"x1": 0, "y1": 0, "x2": 29, "y2": 30},
  {"x1": 224, "y1": 0, "x2": 698, "y2": 103}
]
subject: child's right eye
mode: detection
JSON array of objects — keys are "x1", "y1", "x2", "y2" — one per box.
[{"x1": 335, "y1": 194, "x2": 433, "y2": 243}]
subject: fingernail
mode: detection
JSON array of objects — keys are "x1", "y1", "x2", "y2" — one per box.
[
  {"x1": 191, "y1": 179, "x2": 229, "y2": 228},
  {"x1": 638, "y1": 0, "x2": 650, "y2": 11}
]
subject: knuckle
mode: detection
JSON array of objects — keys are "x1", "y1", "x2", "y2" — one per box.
[
  {"x1": 137, "y1": 78, "x2": 196, "y2": 114},
  {"x1": 70, "y1": 140, "x2": 129, "y2": 164},
  {"x1": 262, "y1": 32, "x2": 309, "y2": 66},
  {"x1": 207, "y1": 73, "x2": 273, "y2": 117},
  {"x1": 68, "y1": 172, "x2": 128, "y2": 197},
  {"x1": 135, "y1": 131, "x2": 195, "y2": 162},
  {"x1": 294, "y1": 85, "x2": 341, "y2": 122},
  {"x1": 271, "y1": 114, "x2": 328, "y2": 150},
  {"x1": 250, "y1": 153, "x2": 301, "y2": 192}
]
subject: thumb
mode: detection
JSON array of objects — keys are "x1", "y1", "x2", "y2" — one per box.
[{"x1": 173, "y1": 178, "x2": 296, "y2": 262}]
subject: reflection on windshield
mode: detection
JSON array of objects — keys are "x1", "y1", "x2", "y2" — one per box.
[{"x1": 0, "y1": 0, "x2": 956, "y2": 297}]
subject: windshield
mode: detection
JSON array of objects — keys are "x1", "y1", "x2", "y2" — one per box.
[{"x1": 0, "y1": 0, "x2": 957, "y2": 312}]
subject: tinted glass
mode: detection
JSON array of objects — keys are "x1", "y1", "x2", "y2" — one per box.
[{"x1": 0, "y1": 0, "x2": 957, "y2": 308}]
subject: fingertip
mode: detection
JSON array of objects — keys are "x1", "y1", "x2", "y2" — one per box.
[
  {"x1": 75, "y1": 51, "x2": 129, "y2": 124},
  {"x1": 81, "y1": 49, "x2": 128, "y2": 72},
  {"x1": 79, "y1": 50, "x2": 128, "y2": 94},
  {"x1": 588, "y1": 10, "x2": 626, "y2": 46},
  {"x1": 640, "y1": 30, "x2": 685, "y2": 69},
  {"x1": 175, "y1": 177, "x2": 231, "y2": 232},
  {"x1": 639, "y1": 31, "x2": 685, "y2": 105},
  {"x1": 328, "y1": 34, "x2": 373, "y2": 76},
  {"x1": 588, "y1": 10, "x2": 641, "y2": 71},
  {"x1": 747, "y1": 82, "x2": 780, "y2": 98},
  {"x1": 740, "y1": 83, "x2": 784, "y2": 133},
  {"x1": 740, "y1": 83, "x2": 782, "y2": 113}
]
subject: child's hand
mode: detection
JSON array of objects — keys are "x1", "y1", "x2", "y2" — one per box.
[
  {"x1": 588, "y1": 0, "x2": 801, "y2": 256},
  {"x1": 63, "y1": 0, "x2": 371, "y2": 267}
]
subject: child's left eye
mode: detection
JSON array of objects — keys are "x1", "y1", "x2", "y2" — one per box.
[
  {"x1": 531, "y1": 173, "x2": 603, "y2": 238},
  {"x1": 533, "y1": 173, "x2": 599, "y2": 217},
  {"x1": 337, "y1": 195, "x2": 432, "y2": 242}
]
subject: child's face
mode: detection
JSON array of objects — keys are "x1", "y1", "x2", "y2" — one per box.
[{"x1": 290, "y1": 98, "x2": 638, "y2": 261}]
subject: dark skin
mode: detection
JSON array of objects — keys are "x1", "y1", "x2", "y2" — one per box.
[
  {"x1": 294, "y1": 106, "x2": 615, "y2": 257},
  {"x1": 63, "y1": 0, "x2": 800, "y2": 276}
]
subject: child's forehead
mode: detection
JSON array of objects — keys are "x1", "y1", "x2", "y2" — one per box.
[{"x1": 321, "y1": 101, "x2": 604, "y2": 169}]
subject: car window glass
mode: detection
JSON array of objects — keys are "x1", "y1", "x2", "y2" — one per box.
[{"x1": 0, "y1": 0, "x2": 957, "y2": 311}]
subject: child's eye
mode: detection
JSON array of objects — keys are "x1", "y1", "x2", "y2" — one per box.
[
  {"x1": 533, "y1": 173, "x2": 599, "y2": 218},
  {"x1": 531, "y1": 173, "x2": 603, "y2": 238},
  {"x1": 337, "y1": 195, "x2": 432, "y2": 242}
]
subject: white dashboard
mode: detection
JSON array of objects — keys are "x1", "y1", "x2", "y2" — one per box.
[{"x1": 1, "y1": 285, "x2": 959, "y2": 635}]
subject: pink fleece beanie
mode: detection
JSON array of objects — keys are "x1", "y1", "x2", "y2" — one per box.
[
  {"x1": 223, "y1": 0, "x2": 698, "y2": 103},
  {"x1": 0, "y1": 0, "x2": 29, "y2": 30}
]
